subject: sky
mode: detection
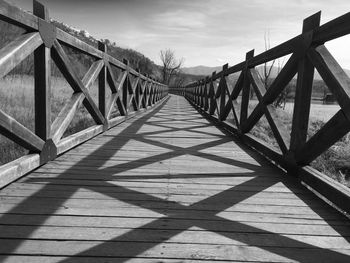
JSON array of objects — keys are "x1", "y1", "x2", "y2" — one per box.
[{"x1": 7, "y1": 0, "x2": 350, "y2": 68}]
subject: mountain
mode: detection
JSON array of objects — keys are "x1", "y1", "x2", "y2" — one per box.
[
  {"x1": 181, "y1": 65, "x2": 350, "y2": 81},
  {"x1": 181, "y1": 65, "x2": 223, "y2": 76}
]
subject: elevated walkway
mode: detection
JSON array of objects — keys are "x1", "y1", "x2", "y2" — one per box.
[{"x1": 0, "y1": 95, "x2": 349, "y2": 262}]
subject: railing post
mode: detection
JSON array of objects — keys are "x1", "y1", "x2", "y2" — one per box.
[
  {"x1": 209, "y1": 71, "x2": 216, "y2": 115},
  {"x1": 34, "y1": 0, "x2": 51, "y2": 141},
  {"x1": 122, "y1": 58, "x2": 129, "y2": 115},
  {"x1": 199, "y1": 80, "x2": 204, "y2": 108},
  {"x1": 204, "y1": 77, "x2": 209, "y2": 111},
  {"x1": 240, "y1": 50, "x2": 254, "y2": 130},
  {"x1": 219, "y1": 63, "x2": 228, "y2": 121},
  {"x1": 289, "y1": 12, "x2": 321, "y2": 156},
  {"x1": 33, "y1": 0, "x2": 57, "y2": 163},
  {"x1": 135, "y1": 68, "x2": 140, "y2": 108},
  {"x1": 98, "y1": 41, "x2": 107, "y2": 121}
]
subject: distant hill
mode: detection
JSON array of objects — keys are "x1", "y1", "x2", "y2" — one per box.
[
  {"x1": 181, "y1": 65, "x2": 350, "y2": 81},
  {"x1": 181, "y1": 65, "x2": 223, "y2": 76}
]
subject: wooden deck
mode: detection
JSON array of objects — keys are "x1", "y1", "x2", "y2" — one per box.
[{"x1": 0, "y1": 94, "x2": 349, "y2": 262}]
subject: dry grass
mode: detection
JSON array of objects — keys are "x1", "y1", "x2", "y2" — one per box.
[{"x1": 0, "y1": 75, "x2": 97, "y2": 165}]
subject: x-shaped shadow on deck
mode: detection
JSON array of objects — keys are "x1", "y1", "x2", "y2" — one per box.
[{"x1": 1, "y1": 96, "x2": 349, "y2": 262}]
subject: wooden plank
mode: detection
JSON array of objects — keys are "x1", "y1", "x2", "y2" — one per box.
[
  {"x1": 0, "y1": 32, "x2": 42, "y2": 79},
  {"x1": 56, "y1": 125, "x2": 104, "y2": 155},
  {"x1": 1, "y1": 95, "x2": 350, "y2": 263},
  {"x1": 0, "y1": 154, "x2": 40, "y2": 189},
  {"x1": 57, "y1": 96, "x2": 166, "y2": 154},
  {"x1": 299, "y1": 166, "x2": 350, "y2": 214},
  {"x1": 0, "y1": 108, "x2": 45, "y2": 152},
  {"x1": 313, "y1": 11, "x2": 350, "y2": 44},
  {"x1": 0, "y1": 238, "x2": 349, "y2": 262},
  {"x1": 0, "y1": 0, "x2": 38, "y2": 30},
  {"x1": 56, "y1": 28, "x2": 103, "y2": 59}
]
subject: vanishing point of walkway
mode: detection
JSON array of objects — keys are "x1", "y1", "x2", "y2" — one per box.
[{"x1": 0, "y1": 95, "x2": 349, "y2": 262}]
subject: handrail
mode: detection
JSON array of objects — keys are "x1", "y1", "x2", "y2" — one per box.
[
  {"x1": 0, "y1": 0, "x2": 168, "y2": 188},
  {"x1": 174, "y1": 11, "x2": 350, "y2": 214}
]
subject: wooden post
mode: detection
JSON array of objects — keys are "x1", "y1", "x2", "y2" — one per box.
[
  {"x1": 34, "y1": 0, "x2": 51, "y2": 141},
  {"x1": 290, "y1": 12, "x2": 321, "y2": 154},
  {"x1": 199, "y1": 80, "x2": 204, "y2": 108},
  {"x1": 219, "y1": 63, "x2": 228, "y2": 120},
  {"x1": 204, "y1": 77, "x2": 209, "y2": 111},
  {"x1": 135, "y1": 68, "x2": 140, "y2": 108},
  {"x1": 98, "y1": 41, "x2": 107, "y2": 120},
  {"x1": 240, "y1": 50, "x2": 254, "y2": 129},
  {"x1": 209, "y1": 71, "x2": 216, "y2": 115},
  {"x1": 122, "y1": 58, "x2": 129, "y2": 115}
]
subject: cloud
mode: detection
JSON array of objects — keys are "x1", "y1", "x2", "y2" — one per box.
[{"x1": 5, "y1": 0, "x2": 350, "y2": 68}]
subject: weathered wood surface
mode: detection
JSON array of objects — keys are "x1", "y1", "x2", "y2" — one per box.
[{"x1": 0, "y1": 95, "x2": 349, "y2": 262}]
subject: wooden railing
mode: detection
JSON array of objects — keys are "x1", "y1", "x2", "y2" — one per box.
[
  {"x1": 0, "y1": 0, "x2": 168, "y2": 188},
  {"x1": 174, "y1": 12, "x2": 350, "y2": 214}
]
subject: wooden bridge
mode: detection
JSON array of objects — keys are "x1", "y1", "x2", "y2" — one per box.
[{"x1": 0, "y1": 1, "x2": 350, "y2": 262}]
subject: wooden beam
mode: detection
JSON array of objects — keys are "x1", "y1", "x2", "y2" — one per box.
[
  {"x1": 241, "y1": 53, "x2": 299, "y2": 133},
  {"x1": 98, "y1": 42, "x2": 107, "y2": 119},
  {"x1": 221, "y1": 71, "x2": 244, "y2": 121},
  {"x1": 57, "y1": 125, "x2": 104, "y2": 155},
  {"x1": 208, "y1": 72, "x2": 217, "y2": 115},
  {"x1": 122, "y1": 59, "x2": 129, "y2": 115},
  {"x1": 240, "y1": 50, "x2": 254, "y2": 127},
  {"x1": 34, "y1": 0, "x2": 51, "y2": 141},
  {"x1": 313, "y1": 11, "x2": 350, "y2": 44},
  {"x1": 0, "y1": 109, "x2": 45, "y2": 152},
  {"x1": 0, "y1": 32, "x2": 42, "y2": 80},
  {"x1": 0, "y1": 0, "x2": 38, "y2": 30},
  {"x1": 308, "y1": 45, "x2": 350, "y2": 120},
  {"x1": 105, "y1": 62, "x2": 118, "y2": 93},
  {"x1": 51, "y1": 40, "x2": 105, "y2": 125},
  {"x1": 290, "y1": 12, "x2": 320, "y2": 153},
  {"x1": 249, "y1": 68, "x2": 288, "y2": 153},
  {"x1": 0, "y1": 154, "x2": 40, "y2": 189},
  {"x1": 296, "y1": 110, "x2": 350, "y2": 165},
  {"x1": 50, "y1": 60, "x2": 104, "y2": 142},
  {"x1": 105, "y1": 68, "x2": 127, "y2": 118},
  {"x1": 219, "y1": 64, "x2": 228, "y2": 120},
  {"x1": 56, "y1": 29, "x2": 103, "y2": 59}
]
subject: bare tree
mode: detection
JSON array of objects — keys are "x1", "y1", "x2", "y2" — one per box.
[
  {"x1": 257, "y1": 31, "x2": 288, "y2": 108},
  {"x1": 160, "y1": 49, "x2": 184, "y2": 85},
  {"x1": 258, "y1": 31, "x2": 276, "y2": 90}
]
